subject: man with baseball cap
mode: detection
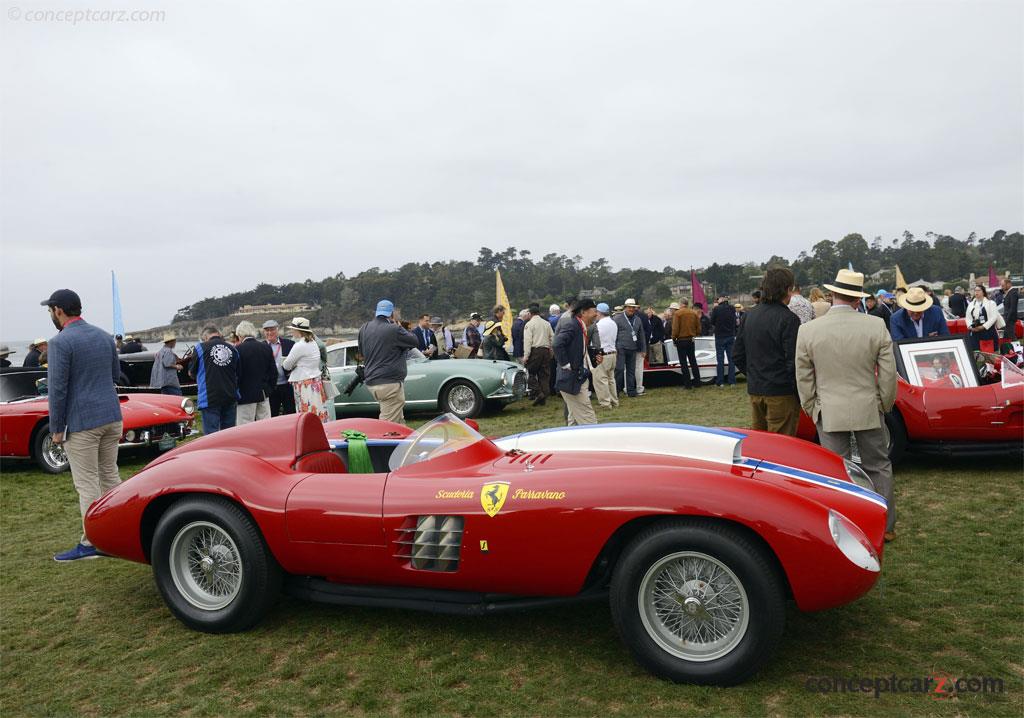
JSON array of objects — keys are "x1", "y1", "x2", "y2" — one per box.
[
  {"x1": 795, "y1": 269, "x2": 898, "y2": 541},
  {"x1": 40, "y1": 289, "x2": 123, "y2": 561},
  {"x1": 591, "y1": 303, "x2": 619, "y2": 408},
  {"x1": 889, "y1": 286, "x2": 949, "y2": 341},
  {"x1": 357, "y1": 300, "x2": 418, "y2": 424},
  {"x1": 262, "y1": 319, "x2": 296, "y2": 416}
]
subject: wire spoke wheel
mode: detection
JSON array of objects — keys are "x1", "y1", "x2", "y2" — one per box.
[
  {"x1": 42, "y1": 435, "x2": 68, "y2": 471},
  {"x1": 447, "y1": 384, "x2": 477, "y2": 416},
  {"x1": 639, "y1": 551, "x2": 749, "y2": 662},
  {"x1": 169, "y1": 521, "x2": 243, "y2": 611}
]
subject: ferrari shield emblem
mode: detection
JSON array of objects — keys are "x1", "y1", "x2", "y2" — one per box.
[{"x1": 480, "y1": 481, "x2": 510, "y2": 517}]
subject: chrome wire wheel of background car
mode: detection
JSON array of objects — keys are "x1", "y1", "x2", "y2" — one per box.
[
  {"x1": 151, "y1": 496, "x2": 281, "y2": 633},
  {"x1": 638, "y1": 551, "x2": 749, "y2": 662},
  {"x1": 169, "y1": 521, "x2": 244, "y2": 611},
  {"x1": 440, "y1": 379, "x2": 483, "y2": 419},
  {"x1": 33, "y1": 425, "x2": 69, "y2": 473}
]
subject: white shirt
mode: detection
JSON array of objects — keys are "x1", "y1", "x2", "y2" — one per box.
[
  {"x1": 281, "y1": 339, "x2": 322, "y2": 382},
  {"x1": 596, "y1": 316, "x2": 617, "y2": 352},
  {"x1": 966, "y1": 298, "x2": 998, "y2": 331}
]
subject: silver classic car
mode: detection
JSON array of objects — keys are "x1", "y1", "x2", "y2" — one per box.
[{"x1": 327, "y1": 341, "x2": 527, "y2": 419}]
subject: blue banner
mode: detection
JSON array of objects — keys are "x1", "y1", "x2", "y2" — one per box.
[{"x1": 111, "y1": 270, "x2": 124, "y2": 336}]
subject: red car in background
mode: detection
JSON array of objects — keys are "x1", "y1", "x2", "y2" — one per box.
[
  {"x1": 86, "y1": 412, "x2": 887, "y2": 685},
  {"x1": 0, "y1": 367, "x2": 196, "y2": 473}
]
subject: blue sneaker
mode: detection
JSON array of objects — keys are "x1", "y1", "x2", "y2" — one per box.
[{"x1": 53, "y1": 543, "x2": 101, "y2": 562}]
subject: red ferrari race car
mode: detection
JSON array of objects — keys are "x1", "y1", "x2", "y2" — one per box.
[
  {"x1": 0, "y1": 367, "x2": 197, "y2": 473},
  {"x1": 85, "y1": 412, "x2": 887, "y2": 685},
  {"x1": 796, "y1": 338, "x2": 1024, "y2": 462}
]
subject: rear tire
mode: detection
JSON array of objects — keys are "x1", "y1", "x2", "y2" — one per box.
[
  {"x1": 33, "y1": 423, "x2": 69, "y2": 473},
  {"x1": 884, "y1": 412, "x2": 907, "y2": 465},
  {"x1": 610, "y1": 520, "x2": 786, "y2": 685},
  {"x1": 151, "y1": 496, "x2": 281, "y2": 633}
]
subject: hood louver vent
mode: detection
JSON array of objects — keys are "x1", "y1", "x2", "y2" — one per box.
[{"x1": 394, "y1": 515, "x2": 464, "y2": 572}]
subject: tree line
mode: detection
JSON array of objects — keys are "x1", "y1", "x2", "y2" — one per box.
[{"x1": 172, "y1": 230, "x2": 1022, "y2": 325}]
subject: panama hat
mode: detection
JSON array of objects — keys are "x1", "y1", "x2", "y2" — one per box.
[
  {"x1": 30, "y1": 337, "x2": 48, "y2": 348},
  {"x1": 734, "y1": 303, "x2": 744, "y2": 310},
  {"x1": 623, "y1": 298, "x2": 639, "y2": 307},
  {"x1": 482, "y1": 320, "x2": 500, "y2": 336},
  {"x1": 0, "y1": 345, "x2": 11, "y2": 357},
  {"x1": 897, "y1": 286, "x2": 934, "y2": 312},
  {"x1": 162, "y1": 332, "x2": 177, "y2": 343},
  {"x1": 668, "y1": 302, "x2": 680, "y2": 310},
  {"x1": 823, "y1": 269, "x2": 871, "y2": 299},
  {"x1": 287, "y1": 317, "x2": 312, "y2": 332}
]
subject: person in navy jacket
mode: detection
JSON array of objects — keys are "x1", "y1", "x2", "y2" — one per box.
[
  {"x1": 412, "y1": 314, "x2": 438, "y2": 358},
  {"x1": 41, "y1": 289, "x2": 123, "y2": 562},
  {"x1": 889, "y1": 287, "x2": 950, "y2": 341}
]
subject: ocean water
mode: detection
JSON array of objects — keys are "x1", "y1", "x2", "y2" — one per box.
[{"x1": 1, "y1": 341, "x2": 193, "y2": 367}]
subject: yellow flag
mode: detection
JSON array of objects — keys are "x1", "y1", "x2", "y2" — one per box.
[
  {"x1": 894, "y1": 265, "x2": 908, "y2": 291},
  {"x1": 496, "y1": 270, "x2": 513, "y2": 349}
]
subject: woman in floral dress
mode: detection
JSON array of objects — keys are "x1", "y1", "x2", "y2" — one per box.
[{"x1": 282, "y1": 317, "x2": 328, "y2": 422}]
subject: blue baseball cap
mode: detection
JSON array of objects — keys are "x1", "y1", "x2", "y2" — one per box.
[
  {"x1": 375, "y1": 299, "x2": 395, "y2": 317},
  {"x1": 596, "y1": 302, "x2": 610, "y2": 314}
]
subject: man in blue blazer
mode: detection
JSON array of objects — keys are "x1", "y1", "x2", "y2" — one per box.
[
  {"x1": 41, "y1": 289, "x2": 123, "y2": 562},
  {"x1": 553, "y1": 298, "x2": 602, "y2": 426},
  {"x1": 890, "y1": 287, "x2": 950, "y2": 341}
]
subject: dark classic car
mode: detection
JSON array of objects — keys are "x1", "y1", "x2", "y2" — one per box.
[{"x1": 117, "y1": 349, "x2": 196, "y2": 394}]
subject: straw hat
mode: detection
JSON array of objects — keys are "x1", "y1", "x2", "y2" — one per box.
[
  {"x1": 668, "y1": 302, "x2": 680, "y2": 310},
  {"x1": 823, "y1": 269, "x2": 871, "y2": 298},
  {"x1": 0, "y1": 345, "x2": 11, "y2": 357},
  {"x1": 734, "y1": 303, "x2": 744, "y2": 311},
  {"x1": 482, "y1": 320, "x2": 500, "y2": 336},
  {"x1": 162, "y1": 332, "x2": 177, "y2": 343},
  {"x1": 287, "y1": 317, "x2": 312, "y2": 332},
  {"x1": 30, "y1": 337, "x2": 48, "y2": 348},
  {"x1": 623, "y1": 298, "x2": 639, "y2": 307},
  {"x1": 896, "y1": 287, "x2": 934, "y2": 312}
]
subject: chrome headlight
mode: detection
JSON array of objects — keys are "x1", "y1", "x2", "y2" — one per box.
[
  {"x1": 181, "y1": 398, "x2": 196, "y2": 415},
  {"x1": 500, "y1": 372, "x2": 508, "y2": 386},
  {"x1": 843, "y1": 459, "x2": 875, "y2": 492},
  {"x1": 828, "y1": 510, "x2": 880, "y2": 572},
  {"x1": 124, "y1": 429, "x2": 136, "y2": 442}
]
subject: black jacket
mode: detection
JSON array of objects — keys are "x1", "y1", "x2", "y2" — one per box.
[
  {"x1": 733, "y1": 303, "x2": 800, "y2": 396},
  {"x1": 236, "y1": 338, "x2": 277, "y2": 404},
  {"x1": 710, "y1": 303, "x2": 736, "y2": 337},
  {"x1": 120, "y1": 340, "x2": 144, "y2": 354},
  {"x1": 22, "y1": 348, "x2": 42, "y2": 367},
  {"x1": 412, "y1": 326, "x2": 438, "y2": 355},
  {"x1": 948, "y1": 293, "x2": 968, "y2": 318},
  {"x1": 868, "y1": 302, "x2": 891, "y2": 329},
  {"x1": 649, "y1": 314, "x2": 665, "y2": 343},
  {"x1": 188, "y1": 336, "x2": 240, "y2": 409},
  {"x1": 553, "y1": 315, "x2": 597, "y2": 395},
  {"x1": 1004, "y1": 287, "x2": 1019, "y2": 324}
]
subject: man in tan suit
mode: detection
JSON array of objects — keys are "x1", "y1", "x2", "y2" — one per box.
[{"x1": 796, "y1": 269, "x2": 898, "y2": 541}]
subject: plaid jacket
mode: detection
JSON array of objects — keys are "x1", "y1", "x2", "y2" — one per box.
[{"x1": 46, "y1": 318, "x2": 122, "y2": 434}]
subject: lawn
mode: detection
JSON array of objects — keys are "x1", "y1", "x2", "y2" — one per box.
[{"x1": 2, "y1": 382, "x2": 1022, "y2": 717}]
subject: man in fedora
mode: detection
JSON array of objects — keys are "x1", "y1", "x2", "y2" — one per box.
[
  {"x1": 40, "y1": 289, "x2": 123, "y2": 561},
  {"x1": 890, "y1": 287, "x2": 949, "y2": 341},
  {"x1": 23, "y1": 338, "x2": 48, "y2": 367},
  {"x1": 150, "y1": 332, "x2": 184, "y2": 395},
  {"x1": 796, "y1": 269, "x2": 898, "y2": 541},
  {"x1": 262, "y1": 319, "x2": 296, "y2": 416},
  {"x1": 613, "y1": 298, "x2": 647, "y2": 398}
]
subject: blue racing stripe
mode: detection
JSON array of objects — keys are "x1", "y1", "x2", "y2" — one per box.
[{"x1": 740, "y1": 457, "x2": 887, "y2": 508}]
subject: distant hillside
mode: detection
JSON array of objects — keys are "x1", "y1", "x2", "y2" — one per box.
[{"x1": 167, "y1": 231, "x2": 1021, "y2": 326}]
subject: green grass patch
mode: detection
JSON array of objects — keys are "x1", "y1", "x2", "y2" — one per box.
[{"x1": 2, "y1": 382, "x2": 1022, "y2": 716}]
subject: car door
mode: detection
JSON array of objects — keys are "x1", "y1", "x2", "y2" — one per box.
[
  {"x1": 329, "y1": 345, "x2": 376, "y2": 408},
  {"x1": 921, "y1": 384, "x2": 999, "y2": 440}
]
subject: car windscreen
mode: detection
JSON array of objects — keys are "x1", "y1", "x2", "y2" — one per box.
[
  {"x1": 388, "y1": 413, "x2": 485, "y2": 470},
  {"x1": 0, "y1": 371, "x2": 47, "y2": 402}
]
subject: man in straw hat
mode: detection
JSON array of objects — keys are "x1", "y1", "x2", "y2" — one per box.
[
  {"x1": 0, "y1": 345, "x2": 12, "y2": 368},
  {"x1": 23, "y1": 338, "x2": 48, "y2": 367},
  {"x1": 796, "y1": 269, "x2": 898, "y2": 541},
  {"x1": 613, "y1": 298, "x2": 647, "y2": 397},
  {"x1": 150, "y1": 331, "x2": 184, "y2": 395},
  {"x1": 889, "y1": 286, "x2": 949, "y2": 342}
]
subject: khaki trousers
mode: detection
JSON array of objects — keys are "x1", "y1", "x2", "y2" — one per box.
[
  {"x1": 64, "y1": 420, "x2": 122, "y2": 545},
  {"x1": 750, "y1": 394, "x2": 801, "y2": 436},
  {"x1": 369, "y1": 382, "x2": 406, "y2": 424},
  {"x1": 816, "y1": 413, "x2": 895, "y2": 531},
  {"x1": 635, "y1": 353, "x2": 646, "y2": 393},
  {"x1": 592, "y1": 353, "x2": 618, "y2": 407},
  {"x1": 236, "y1": 399, "x2": 271, "y2": 425},
  {"x1": 561, "y1": 387, "x2": 598, "y2": 426}
]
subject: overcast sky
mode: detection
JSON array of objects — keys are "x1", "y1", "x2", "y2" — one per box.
[{"x1": 1, "y1": 0, "x2": 1021, "y2": 339}]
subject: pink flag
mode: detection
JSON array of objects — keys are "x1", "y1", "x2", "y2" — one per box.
[
  {"x1": 691, "y1": 269, "x2": 707, "y2": 315},
  {"x1": 989, "y1": 265, "x2": 999, "y2": 289}
]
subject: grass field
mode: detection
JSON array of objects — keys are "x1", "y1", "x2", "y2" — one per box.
[{"x1": 2, "y1": 382, "x2": 1022, "y2": 716}]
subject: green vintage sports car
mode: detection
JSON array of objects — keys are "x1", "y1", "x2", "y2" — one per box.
[{"x1": 327, "y1": 341, "x2": 528, "y2": 420}]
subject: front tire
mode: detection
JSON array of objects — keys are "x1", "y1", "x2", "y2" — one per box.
[
  {"x1": 884, "y1": 411, "x2": 907, "y2": 465},
  {"x1": 151, "y1": 496, "x2": 281, "y2": 633},
  {"x1": 439, "y1": 380, "x2": 483, "y2": 419},
  {"x1": 33, "y1": 423, "x2": 69, "y2": 473},
  {"x1": 610, "y1": 520, "x2": 786, "y2": 685}
]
